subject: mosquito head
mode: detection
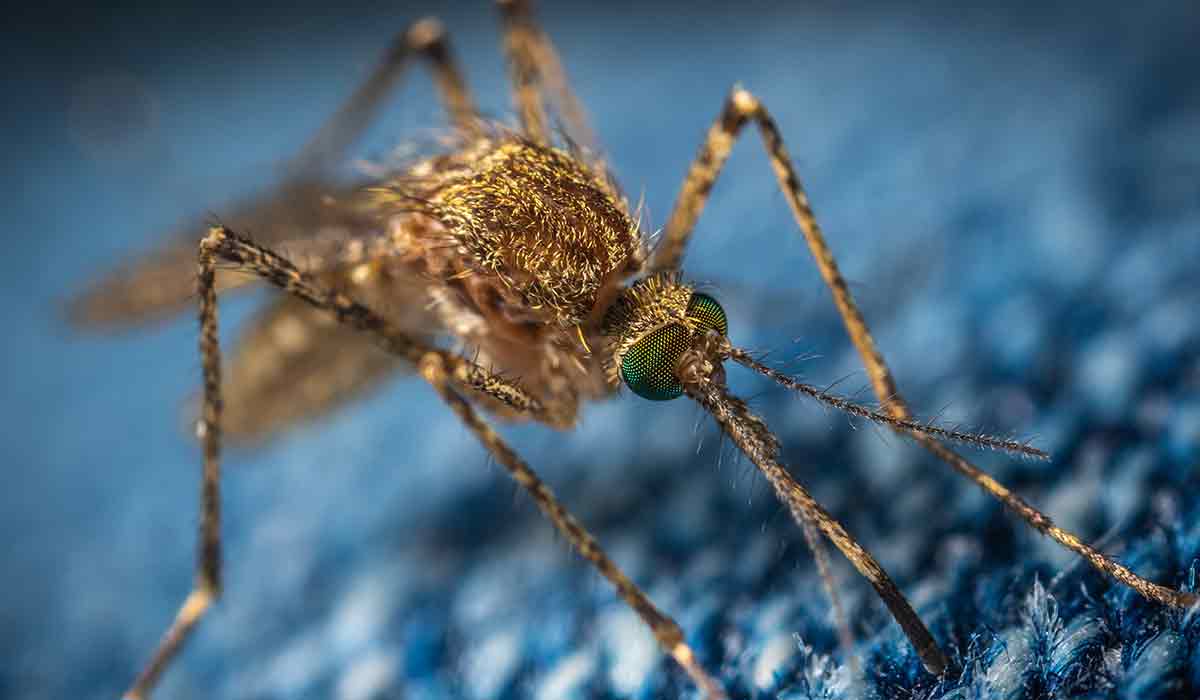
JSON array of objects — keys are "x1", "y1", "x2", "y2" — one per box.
[
  {"x1": 600, "y1": 274, "x2": 1051, "y2": 460},
  {"x1": 600, "y1": 273, "x2": 729, "y2": 400}
]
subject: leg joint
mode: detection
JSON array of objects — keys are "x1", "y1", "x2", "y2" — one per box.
[
  {"x1": 406, "y1": 17, "x2": 446, "y2": 52},
  {"x1": 418, "y1": 351, "x2": 447, "y2": 385},
  {"x1": 197, "y1": 226, "x2": 227, "y2": 260},
  {"x1": 728, "y1": 85, "x2": 761, "y2": 116},
  {"x1": 180, "y1": 587, "x2": 216, "y2": 624}
]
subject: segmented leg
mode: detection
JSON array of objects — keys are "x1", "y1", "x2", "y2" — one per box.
[
  {"x1": 291, "y1": 16, "x2": 478, "y2": 174},
  {"x1": 683, "y1": 373, "x2": 947, "y2": 675},
  {"x1": 122, "y1": 226, "x2": 558, "y2": 698},
  {"x1": 207, "y1": 228, "x2": 543, "y2": 414},
  {"x1": 420, "y1": 354, "x2": 727, "y2": 699},
  {"x1": 799, "y1": 517, "x2": 860, "y2": 678},
  {"x1": 654, "y1": 89, "x2": 868, "y2": 672},
  {"x1": 124, "y1": 224, "x2": 724, "y2": 698},
  {"x1": 658, "y1": 87, "x2": 1197, "y2": 610},
  {"x1": 497, "y1": 0, "x2": 596, "y2": 151},
  {"x1": 122, "y1": 235, "x2": 228, "y2": 700}
]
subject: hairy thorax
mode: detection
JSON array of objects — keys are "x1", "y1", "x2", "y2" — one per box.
[{"x1": 372, "y1": 135, "x2": 645, "y2": 425}]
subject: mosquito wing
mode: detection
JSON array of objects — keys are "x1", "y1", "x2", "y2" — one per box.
[
  {"x1": 69, "y1": 179, "x2": 377, "y2": 328},
  {"x1": 217, "y1": 257, "x2": 441, "y2": 444}
]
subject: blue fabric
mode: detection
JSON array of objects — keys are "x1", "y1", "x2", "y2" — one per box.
[{"x1": 3, "y1": 1, "x2": 1199, "y2": 699}]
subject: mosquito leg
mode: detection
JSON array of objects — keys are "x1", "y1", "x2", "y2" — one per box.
[
  {"x1": 122, "y1": 228, "x2": 231, "y2": 700},
  {"x1": 120, "y1": 224, "x2": 557, "y2": 698},
  {"x1": 498, "y1": 0, "x2": 549, "y2": 144},
  {"x1": 291, "y1": 16, "x2": 479, "y2": 174},
  {"x1": 658, "y1": 86, "x2": 1198, "y2": 610},
  {"x1": 799, "y1": 516, "x2": 861, "y2": 678},
  {"x1": 404, "y1": 18, "x2": 479, "y2": 133},
  {"x1": 654, "y1": 89, "x2": 864, "y2": 672},
  {"x1": 70, "y1": 19, "x2": 477, "y2": 328},
  {"x1": 203, "y1": 226, "x2": 547, "y2": 417},
  {"x1": 418, "y1": 353, "x2": 726, "y2": 699},
  {"x1": 683, "y1": 373, "x2": 948, "y2": 676},
  {"x1": 496, "y1": 0, "x2": 596, "y2": 150}
]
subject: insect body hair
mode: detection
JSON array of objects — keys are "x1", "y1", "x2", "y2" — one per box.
[
  {"x1": 375, "y1": 132, "x2": 646, "y2": 329},
  {"x1": 599, "y1": 273, "x2": 694, "y2": 387}
]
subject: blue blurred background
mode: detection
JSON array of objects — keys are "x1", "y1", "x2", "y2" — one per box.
[{"x1": 4, "y1": 1, "x2": 1200, "y2": 698}]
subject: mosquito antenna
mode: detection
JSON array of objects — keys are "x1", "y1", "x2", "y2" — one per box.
[{"x1": 726, "y1": 344, "x2": 1049, "y2": 461}]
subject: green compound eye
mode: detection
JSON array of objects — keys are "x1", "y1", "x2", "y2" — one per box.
[
  {"x1": 620, "y1": 293, "x2": 729, "y2": 402},
  {"x1": 687, "y1": 292, "x2": 728, "y2": 336},
  {"x1": 620, "y1": 324, "x2": 690, "y2": 400}
]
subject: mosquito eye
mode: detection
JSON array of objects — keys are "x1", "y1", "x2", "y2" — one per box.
[
  {"x1": 619, "y1": 293, "x2": 727, "y2": 401},
  {"x1": 620, "y1": 324, "x2": 690, "y2": 401},
  {"x1": 687, "y1": 292, "x2": 728, "y2": 336}
]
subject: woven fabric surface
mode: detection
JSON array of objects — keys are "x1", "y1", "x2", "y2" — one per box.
[{"x1": 2, "y1": 2, "x2": 1199, "y2": 699}]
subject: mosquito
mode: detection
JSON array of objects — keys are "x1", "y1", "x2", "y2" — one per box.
[{"x1": 72, "y1": 2, "x2": 1198, "y2": 698}]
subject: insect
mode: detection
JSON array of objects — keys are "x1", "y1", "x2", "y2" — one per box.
[{"x1": 72, "y1": 2, "x2": 1197, "y2": 698}]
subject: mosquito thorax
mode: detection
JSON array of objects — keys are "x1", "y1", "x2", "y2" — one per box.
[
  {"x1": 601, "y1": 274, "x2": 729, "y2": 400},
  {"x1": 393, "y1": 137, "x2": 644, "y2": 328}
]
